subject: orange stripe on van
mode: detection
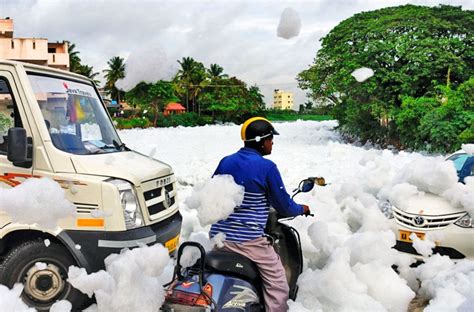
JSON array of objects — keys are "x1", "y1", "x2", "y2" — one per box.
[{"x1": 77, "y1": 218, "x2": 104, "y2": 227}]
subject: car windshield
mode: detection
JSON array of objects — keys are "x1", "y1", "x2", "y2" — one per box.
[
  {"x1": 27, "y1": 74, "x2": 123, "y2": 155},
  {"x1": 447, "y1": 153, "x2": 474, "y2": 182}
]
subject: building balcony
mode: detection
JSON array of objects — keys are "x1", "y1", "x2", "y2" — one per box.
[
  {"x1": 48, "y1": 53, "x2": 69, "y2": 70},
  {"x1": 0, "y1": 38, "x2": 49, "y2": 60}
]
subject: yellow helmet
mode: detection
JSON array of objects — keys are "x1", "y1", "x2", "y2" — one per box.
[{"x1": 241, "y1": 117, "x2": 280, "y2": 142}]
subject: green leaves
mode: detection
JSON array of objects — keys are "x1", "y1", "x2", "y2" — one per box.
[
  {"x1": 393, "y1": 79, "x2": 474, "y2": 152},
  {"x1": 103, "y1": 56, "x2": 126, "y2": 103},
  {"x1": 298, "y1": 4, "x2": 473, "y2": 152}
]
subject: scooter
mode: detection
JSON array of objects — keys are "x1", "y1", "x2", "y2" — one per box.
[{"x1": 162, "y1": 177, "x2": 325, "y2": 312}]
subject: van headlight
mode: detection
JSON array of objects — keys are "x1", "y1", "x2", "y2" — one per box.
[
  {"x1": 455, "y1": 213, "x2": 473, "y2": 228},
  {"x1": 108, "y1": 179, "x2": 144, "y2": 229},
  {"x1": 379, "y1": 200, "x2": 394, "y2": 219}
]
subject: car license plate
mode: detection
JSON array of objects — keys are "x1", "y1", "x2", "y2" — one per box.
[
  {"x1": 399, "y1": 230, "x2": 425, "y2": 242},
  {"x1": 165, "y1": 234, "x2": 179, "y2": 253}
]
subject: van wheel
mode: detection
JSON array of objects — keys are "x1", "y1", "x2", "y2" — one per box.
[{"x1": 0, "y1": 239, "x2": 89, "y2": 311}]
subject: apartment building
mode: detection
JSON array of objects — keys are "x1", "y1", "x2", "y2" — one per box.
[
  {"x1": 0, "y1": 17, "x2": 69, "y2": 70},
  {"x1": 273, "y1": 89, "x2": 294, "y2": 110}
]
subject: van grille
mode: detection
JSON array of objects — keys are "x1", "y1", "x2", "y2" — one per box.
[
  {"x1": 142, "y1": 175, "x2": 177, "y2": 219},
  {"x1": 75, "y1": 203, "x2": 99, "y2": 214},
  {"x1": 393, "y1": 207, "x2": 465, "y2": 229}
]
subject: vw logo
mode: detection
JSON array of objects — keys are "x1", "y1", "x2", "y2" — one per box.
[
  {"x1": 413, "y1": 216, "x2": 425, "y2": 226},
  {"x1": 163, "y1": 190, "x2": 172, "y2": 209}
]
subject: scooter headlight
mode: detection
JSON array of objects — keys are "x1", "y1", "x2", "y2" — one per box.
[
  {"x1": 454, "y1": 213, "x2": 473, "y2": 228},
  {"x1": 108, "y1": 179, "x2": 144, "y2": 229},
  {"x1": 379, "y1": 200, "x2": 394, "y2": 219}
]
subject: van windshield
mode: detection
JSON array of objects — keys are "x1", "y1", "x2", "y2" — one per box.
[{"x1": 27, "y1": 74, "x2": 123, "y2": 155}]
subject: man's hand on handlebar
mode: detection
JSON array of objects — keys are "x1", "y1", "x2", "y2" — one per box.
[{"x1": 302, "y1": 205, "x2": 313, "y2": 217}]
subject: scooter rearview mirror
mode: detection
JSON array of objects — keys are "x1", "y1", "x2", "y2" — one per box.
[{"x1": 299, "y1": 179, "x2": 315, "y2": 193}]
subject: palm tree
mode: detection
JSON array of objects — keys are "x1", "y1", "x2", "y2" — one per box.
[
  {"x1": 208, "y1": 64, "x2": 228, "y2": 80},
  {"x1": 175, "y1": 57, "x2": 196, "y2": 111},
  {"x1": 67, "y1": 42, "x2": 82, "y2": 73},
  {"x1": 77, "y1": 64, "x2": 100, "y2": 86},
  {"x1": 175, "y1": 57, "x2": 215, "y2": 114},
  {"x1": 103, "y1": 56, "x2": 126, "y2": 103}
]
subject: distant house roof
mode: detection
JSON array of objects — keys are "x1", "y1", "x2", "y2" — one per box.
[{"x1": 165, "y1": 102, "x2": 186, "y2": 111}]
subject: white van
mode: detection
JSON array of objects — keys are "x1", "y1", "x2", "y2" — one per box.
[{"x1": 0, "y1": 60, "x2": 181, "y2": 310}]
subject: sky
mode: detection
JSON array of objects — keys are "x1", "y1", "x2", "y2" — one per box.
[{"x1": 1, "y1": 0, "x2": 473, "y2": 107}]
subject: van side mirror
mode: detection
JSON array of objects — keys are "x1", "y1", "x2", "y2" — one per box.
[{"x1": 7, "y1": 127, "x2": 32, "y2": 168}]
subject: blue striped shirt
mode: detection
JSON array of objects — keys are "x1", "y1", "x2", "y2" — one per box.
[{"x1": 210, "y1": 147, "x2": 303, "y2": 242}]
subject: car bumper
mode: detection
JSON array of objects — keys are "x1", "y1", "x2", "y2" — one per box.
[
  {"x1": 58, "y1": 211, "x2": 182, "y2": 273},
  {"x1": 390, "y1": 219, "x2": 474, "y2": 260}
]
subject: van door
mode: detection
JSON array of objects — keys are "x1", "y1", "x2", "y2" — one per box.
[{"x1": 0, "y1": 70, "x2": 34, "y2": 192}]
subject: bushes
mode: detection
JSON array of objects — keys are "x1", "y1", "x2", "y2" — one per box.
[
  {"x1": 114, "y1": 117, "x2": 150, "y2": 129},
  {"x1": 392, "y1": 79, "x2": 474, "y2": 153},
  {"x1": 113, "y1": 112, "x2": 210, "y2": 129}
]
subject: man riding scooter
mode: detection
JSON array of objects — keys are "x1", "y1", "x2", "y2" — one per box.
[{"x1": 210, "y1": 117, "x2": 311, "y2": 312}]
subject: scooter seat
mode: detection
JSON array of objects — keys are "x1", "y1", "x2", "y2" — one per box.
[{"x1": 205, "y1": 250, "x2": 259, "y2": 283}]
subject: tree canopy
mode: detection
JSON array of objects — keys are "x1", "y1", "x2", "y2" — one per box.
[
  {"x1": 297, "y1": 4, "x2": 473, "y2": 151},
  {"x1": 103, "y1": 56, "x2": 126, "y2": 103}
]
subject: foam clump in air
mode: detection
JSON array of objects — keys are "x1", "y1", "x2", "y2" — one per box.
[
  {"x1": 184, "y1": 174, "x2": 244, "y2": 226},
  {"x1": 351, "y1": 67, "x2": 374, "y2": 82},
  {"x1": 277, "y1": 7, "x2": 301, "y2": 39},
  {"x1": 115, "y1": 47, "x2": 178, "y2": 92}
]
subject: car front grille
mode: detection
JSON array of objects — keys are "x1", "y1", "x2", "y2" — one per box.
[
  {"x1": 142, "y1": 175, "x2": 177, "y2": 219},
  {"x1": 393, "y1": 207, "x2": 465, "y2": 229}
]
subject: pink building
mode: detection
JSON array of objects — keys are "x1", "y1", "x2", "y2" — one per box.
[{"x1": 0, "y1": 17, "x2": 69, "y2": 70}]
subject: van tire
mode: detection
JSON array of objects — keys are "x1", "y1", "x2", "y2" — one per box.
[{"x1": 0, "y1": 239, "x2": 89, "y2": 311}]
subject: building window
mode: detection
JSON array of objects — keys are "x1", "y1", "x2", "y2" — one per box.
[
  {"x1": 33, "y1": 41, "x2": 36, "y2": 49},
  {"x1": 52, "y1": 54, "x2": 56, "y2": 62},
  {"x1": 11, "y1": 40, "x2": 14, "y2": 49},
  {"x1": 48, "y1": 47, "x2": 56, "y2": 53}
]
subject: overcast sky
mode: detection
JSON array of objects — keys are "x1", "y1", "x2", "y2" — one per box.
[{"x1": 1, "y1": 0, "x2": 472, "y2": 107}]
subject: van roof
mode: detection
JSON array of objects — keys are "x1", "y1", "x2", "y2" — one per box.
[{"x1": 0, "y1": 59, "x2": 92, "y2": 83}]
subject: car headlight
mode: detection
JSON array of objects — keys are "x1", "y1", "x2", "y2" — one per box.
[
  {"x1": 455, "y1": 213, "x2": 473, "y2": 228},
  {"x1": 379, "y1": 200, "x2": 394, "y2": 219},
  {"x1": 108, "y1": 179, "x2": 144, "y2": 229}
]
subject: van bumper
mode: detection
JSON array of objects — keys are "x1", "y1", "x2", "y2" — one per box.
[{"x1": 58, "y1": 211, "x2": 182, "y2": 273}]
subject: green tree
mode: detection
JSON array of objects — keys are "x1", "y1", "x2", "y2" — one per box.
[
  {"x1": 297, "y1": 4, "x2": 473, "y2": 147},
  {"x1": 67, "y1": 42, "x2": 82, "y2": 73},
  {"x1": 199, "y1": 78, "x2": 264, "y2": 122},
  {"x1": 208, "y1": 64, "x2": 229, "y2": 80},
  {"x1": 148, "y1": 81, "x2": 177, "y2": 126},
  {"x1": 76, "y1": 64, "x2": 100, "y2": 86},
  {"x1": 175, "y1": 57, "x2": 197, "y2": 111},
  {"x1": 103, "y1": 56, "x2": 126, "y2": 104},
  {"x1": 174, "y1": 57, "x2": 208, "y2": 115},
  {"x1": 126, "y1": 81, "x2": 177, "y2": 127}
]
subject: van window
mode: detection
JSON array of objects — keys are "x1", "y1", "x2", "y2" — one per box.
[
  {"x1": 0, "y1": 78, "x2": 15, "y2": 154},
  {"x1": 27, "y1": 74, "x2": 122, "y2": 155}
]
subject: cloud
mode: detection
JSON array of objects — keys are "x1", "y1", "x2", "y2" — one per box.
[{"x1": 2, "y1": 0, "x2": 473, "y2": 108}]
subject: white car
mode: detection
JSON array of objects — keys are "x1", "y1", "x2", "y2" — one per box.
[{"x1": 389, "y1": 149, "x2": 474, "y2": 260}]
